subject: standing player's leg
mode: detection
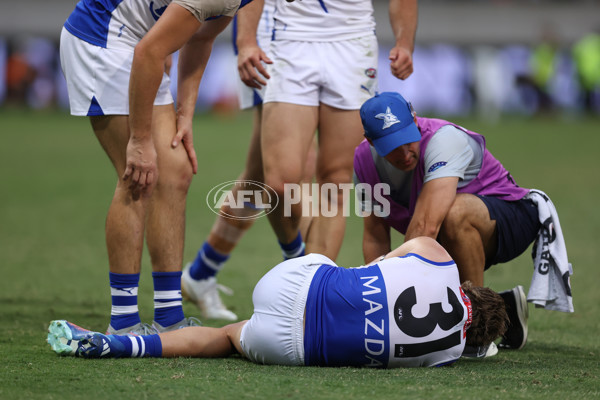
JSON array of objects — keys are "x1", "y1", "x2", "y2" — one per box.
[
  {"x1": 61, "y1": 24, "x2": 155, "y2": 335},
  {"x1": 306, "y1": 104, "x2": 364, "y2": 259},
  {"x1": 91, "y1": 115, "x2": 154, "y2": 335},
  {"x1": 261, "y1": 102, "x2": 319, "y2": 259},
  {"x1": 60, "y1": 22, "x2": 193, "y2": 335},
  {"x1": 298, "y1": 136, "x2": 318, "y2": 239},
  {"x1": 303, "y1": 36, "x2": 378, "y2": 259},
  {"x1": 183, "y1": 106, "x2": 264, "y2": 321},
  {"x1": 144, "y1": 104, "x2": 197, "y2": 331}
]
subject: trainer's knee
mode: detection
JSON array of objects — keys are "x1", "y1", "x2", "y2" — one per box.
[{"x1": 441, "y1": 195, "x2": 475, "y2": 233}]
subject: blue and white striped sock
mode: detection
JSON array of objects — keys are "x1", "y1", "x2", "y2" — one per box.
[
  {"x1": 152, "y1": 271, "x2": 185, "y2": 328},
  {"x1": 109, "y1": 272, "x2": 141, "y2": 331},
  {"x1": 279, "y1": 232, "x2": 305, "y2": 260},
  {"x1": 105, "y1": 334, "x2": 162, "y2": 358},
  {"x1": 189, "y1": 242, "x2": 229, "y2": 281}
]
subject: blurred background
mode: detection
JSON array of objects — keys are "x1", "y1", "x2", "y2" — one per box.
[{"x1": 1, "y1": 0, "x2": 599, "y2": 119}]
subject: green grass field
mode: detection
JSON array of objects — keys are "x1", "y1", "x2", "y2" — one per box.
[{"x1": 0, "y1": 108, "x2": 598, "y2": 399}]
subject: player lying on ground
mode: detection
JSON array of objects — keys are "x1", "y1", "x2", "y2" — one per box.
[{"x1": 48, "y1": 237, "x2": 507, "y2": 368}]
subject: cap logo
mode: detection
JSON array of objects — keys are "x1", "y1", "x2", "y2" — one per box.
[{"x1": 375, "y1": 107, "x2": 401, "y2": 130}]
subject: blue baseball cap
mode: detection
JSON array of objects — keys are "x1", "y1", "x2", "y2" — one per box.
[{"x1": 360, "y1": 92, "x2": 421, "y2": 156}]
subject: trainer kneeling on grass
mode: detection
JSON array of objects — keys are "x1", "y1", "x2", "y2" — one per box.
[
  {"x1": 48, "y1": 237, "x2": 507, "y2": 368},
  {"x1": 354, "y1": 92, "x2": 574, "y2": 353}
]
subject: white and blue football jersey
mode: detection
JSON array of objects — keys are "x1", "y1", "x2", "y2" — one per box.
[
  {"x1": 64, "y1": 0, "x2": 172, "y2": 50},
  {"x1": 64, "y1": 0, "x2": 255, "y2": 50},
  {"x1": 304, "y1": 254, "x2": 472, "y2": 368}
]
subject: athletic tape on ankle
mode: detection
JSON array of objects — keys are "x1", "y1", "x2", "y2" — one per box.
[{"x1": 210, "y1": 214, "x2": 257, "y2": 243}]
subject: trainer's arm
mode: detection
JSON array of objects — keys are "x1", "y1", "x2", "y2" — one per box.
[
  {"x1": 388, "y1": 0, "x2": 417, "y2": 80},
  {"x1": 236, "y1": 0, "x2": 272, "y2": 88},
  {"x1": 362, "y1": 212, "x2": 392, "y2": 264},
  {"x1": 126, "y1": 3, "x2": 202, "y2": 193},
  {"x1": 160, "y1": 321, "x2": 248, "y2": 358},
  {"x1": 404, "y1": 177, "x2": 459, "y2": 241},
  {"x1": 174, "y1": 16, "x2": 233, "y2": 173}
]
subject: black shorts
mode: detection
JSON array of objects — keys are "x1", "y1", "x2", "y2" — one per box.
[{"x1": 476, "y1": 195, "x2": 541, "y2": 269}]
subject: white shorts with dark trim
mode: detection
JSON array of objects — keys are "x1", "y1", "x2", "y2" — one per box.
[
  {"x1": 59, "y1": 27, "x2": 173, "y2": 116},
  {"x1": 239, "y1": 253, "x2": 334, "y2": 365},
  {"x1": 263, "y1": 35, "x2": 379, "y2": 110}
]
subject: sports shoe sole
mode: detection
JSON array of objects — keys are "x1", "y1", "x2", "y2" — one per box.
[
  {"x1": 47, "y1": 320, "x2": 87, "y2": 356},
  {"x1": 462, "y1": 341, "x2": 498, "y2": 359},
  {"x1": 512, "y1": 286, "x2": 529, "y2": 349},
  {"x1": 499, "y1": 285, "x2": 529, "y2": 350}
]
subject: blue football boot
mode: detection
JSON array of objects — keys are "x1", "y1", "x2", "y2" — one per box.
[{"x1": 48, "y1": 320, "x2": 126, "y2": 358}]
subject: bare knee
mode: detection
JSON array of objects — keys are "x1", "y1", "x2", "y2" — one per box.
[
  {"x1": 156, "y1": 154, "x2": 194, "y2": 195},
  {"x1": 315, "y1": 166, "x2": 353, "y2": 203},
  {"x1": 440, "y1": 194, "x2": 480, "y2": 238},
  {"x1": 264, "y1": 170, "x2": 303, "y2": 200}
]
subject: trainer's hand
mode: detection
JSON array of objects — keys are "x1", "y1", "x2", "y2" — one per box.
[
  {"x1": 122, "y1": 137, "x2": 158, "y2": 199},
  {"x1": 237, "y1": 44, "x2": 272, "y2": 89},
  {"x1": 172, "y1": 116, "x2": 198, "y2": 174},
  {"x1": 389, "y1": 45, "x2": 414, "y2": 80}
]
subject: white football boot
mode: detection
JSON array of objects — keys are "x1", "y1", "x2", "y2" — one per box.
[{"x1": 181, "y1": 263, "x2": 238, "y2": 321}]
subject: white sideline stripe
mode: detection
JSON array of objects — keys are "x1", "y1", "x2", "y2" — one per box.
[
  {"x1": 154, "y1": 290, "x2": 182, "y2": 300},
  {"x1": 111, "y1": 287, "x2": 138, "y2": 296},
  {"x1": 111, "y1": 305, "x2": 139, "y2": 315},
  {"x1": 153, "y1": 300, "x2": 183, "y2": 309}
]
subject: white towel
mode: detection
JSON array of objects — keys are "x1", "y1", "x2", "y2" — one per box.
[{"x1": 525, "y1": 189, "x2": 574, "y2": 313}]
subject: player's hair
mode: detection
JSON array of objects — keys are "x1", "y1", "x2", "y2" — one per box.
[{"x1": 461, "y1": 281, "x2": 508, "y2": 347}]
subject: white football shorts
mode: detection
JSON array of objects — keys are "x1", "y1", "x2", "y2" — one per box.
[
  {"x1": 59, "y1": 27, "x2": 173, "y2": 116},
  {"x1": 239, "y1": 253, "x2": 334, "y2": 365},
  {"x1": 263, "y1": 34, "x2": 379, "y2": 110}
]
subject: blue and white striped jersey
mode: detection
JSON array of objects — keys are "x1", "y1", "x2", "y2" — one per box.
[
  {"x1": 64, "y1": 0, "x2": 254, "y2": 50},
  {"x1": 64, "y1": 0, "x2": 172, "y2": 50},
  {"x1": 304, "y1": 254, "x2": 472, "y2": 368}
]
